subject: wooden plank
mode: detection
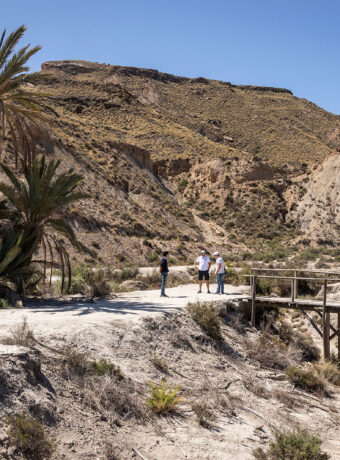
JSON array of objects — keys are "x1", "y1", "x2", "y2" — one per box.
[
  {"x1": 323, "y1": 279, "x2": 330, "y2": 360},
  {"x1": 251, "y1": 275, "x2": 256, "y2": 327}
]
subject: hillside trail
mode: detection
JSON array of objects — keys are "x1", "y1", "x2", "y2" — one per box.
[{"x1": 0, "y1": 283, "x2": 250, "y2": 339}]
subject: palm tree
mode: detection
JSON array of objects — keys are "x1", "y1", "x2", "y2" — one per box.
[
  {"x1": 0, "y1": 156, "x2": 89, "y2": 293},
  {"x1": 0, "y1": 25, "x2": 56, "y2": 168}
]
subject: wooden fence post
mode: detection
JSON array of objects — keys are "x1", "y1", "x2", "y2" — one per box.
[
  {"x1": 294, "y1": 270, "x2": 297, "y2": 299},
  {"x1": 338, "y1": 313, "x2": 340, "y2": 361},
  {"x1": 291, "y1": 278, "x2": 295, "y2": 303},
  {"x1": 251, "y1": 275, "x2": 257, "y2": 327},
  {"x1": 322, "y1": 279, "x2": 330, "y2": 360}
]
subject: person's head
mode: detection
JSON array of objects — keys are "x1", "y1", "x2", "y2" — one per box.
[
  {"x1": 201, "y1": 250, "x2": 206, "y2": 257},
  {"x1": 213, "y1": 251, "x2": 219, "y2": 259},
  {"x1": 162, "y1": 251, "x2": 169, "y2": 257}
]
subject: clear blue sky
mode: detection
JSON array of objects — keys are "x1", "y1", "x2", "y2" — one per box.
[{"x1": 3, "y1": 0, "x2": 340, "y2": 114}]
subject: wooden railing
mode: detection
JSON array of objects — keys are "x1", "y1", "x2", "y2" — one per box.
[{"x1": 244, "y1": 269, "x2": 340, "y2": 359}]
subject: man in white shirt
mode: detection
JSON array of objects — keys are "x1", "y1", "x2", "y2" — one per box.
[
  {"x1": 213, "y1": 251, "x2": 225, "y2": 294},
  {"x1": 194, "y1": 250, "x2": 211, "y2": 294}
]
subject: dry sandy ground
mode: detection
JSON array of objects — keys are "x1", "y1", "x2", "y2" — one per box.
[
  {"x1": 0, "y1": 284, "x2": 339, "y2": 460},
  {"x1": 0, "y1": 283, "x2": 250, "y2": 339}
]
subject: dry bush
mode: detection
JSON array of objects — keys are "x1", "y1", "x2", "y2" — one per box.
[
  {"x1": 83, "y1": 376, "x2": 147, "y2": 420},
  {"x1": 2, "y1": 317, "x2": 36, "y2": 348},
  {"x1": 192, "y1": 401, "x2": 213, "y2": 426},
  {"x1": 247, "y1": 334, "x2": 302, "y2": 370},
  {"x1": 285, "y1": 365, "x2": 326, "y2": 395},
  {"x1": 275, "y1": 320, "x2": 320, "y2": 362},
  {"x1": 136, "y1": 270, "x2": 191, "y2": 289},
  {"x1": 58, "y1": 344, "x2": 89, "y2": 379},
  {"x1": 104, "y1": 442, "x2": 121, "y2": 460},
  {"x1": 149, "y1": 354, "x2": 169, "y2": 373},
  {"x1": 110, "y1": 267, "x2": 139, "y2": 283},
  {"x1": 7, "y1": 413, "x2": 55, "y2": 460},
  {"x1": 217, "y1": 392, "x2": 243, "y2": 416},
  {"x1": 253, "y1": 427, "x2": 330, "y2": 460},
  {"x1": 146, "y1": 379, "x2": 182, "y2": 413},
  {"x1": 186, "y1": 301, "x2": 222, "y2": 340},
  {"x1": 243, "y1": 378, "x2": 271, "y2": 399},
  {"x1": 314, "y1": 360, "x2": 340, "y2": 386},
  {"x1": 271, "y1": 390, "x2": 302, "y2": 409}
]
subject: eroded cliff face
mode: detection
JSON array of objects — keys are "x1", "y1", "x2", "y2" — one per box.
[{"x1": 289, "y1": 152, "x2": 340, "y2": 245}]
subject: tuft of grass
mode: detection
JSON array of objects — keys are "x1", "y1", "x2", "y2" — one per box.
[
  {"x1": 285, "y1": 365, "x2": 326, "y2": 395},
  {"x1": 7, "y1": 413, "x2": 54, "y2": 460},
  {"x1": 2, "y1": 317, "x2": 36, "y2": 348},
  {"x1": 90, "y1": 359, "x2": 124, "y2": 380},
  {"x1": 150, "y1": 354, "x2": 169, "y2": 373},
  {"x1": 253, "y1": 428, "x2": 330, "y2": 460},
  {"x1": 59, "y1": 344, "x2": 90, "y2": 378},
  {"x1": 146, "y1": 379, "x2": 182, "y2": 413},
  {"x1": 84, "y1": 376, "x2": 146, "y2": 420},
  {"x1": 192, "y1": 401, "x2": 213, "y2": 426},
  {"x1": 314, "y1": 359, "x2": 340, "y2": 386},
  {"x1": 186, "y1": 301, "x2": 222, "y2": 340}
]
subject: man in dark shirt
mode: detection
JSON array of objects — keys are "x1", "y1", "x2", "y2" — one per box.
[{"x1": 159, "y1": 251, "x2": 169, "y2": 297}]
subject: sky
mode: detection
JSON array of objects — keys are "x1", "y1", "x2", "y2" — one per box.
[{"x1": 3, "y1": 0, "x2": 340, "y2": 114}]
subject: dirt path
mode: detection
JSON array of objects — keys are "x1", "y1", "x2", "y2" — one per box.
[{"x1": 0, "y1": 283, "x2": 250, "y2": 338}]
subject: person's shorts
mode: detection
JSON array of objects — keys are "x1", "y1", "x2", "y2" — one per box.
[{"x1": 198, "y1": 270, "x2": 209, "y2": 281}]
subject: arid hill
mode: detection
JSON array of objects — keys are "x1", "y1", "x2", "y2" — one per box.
[{"x1": 27, "y1": 60, "x2": 340, "y2": 264}]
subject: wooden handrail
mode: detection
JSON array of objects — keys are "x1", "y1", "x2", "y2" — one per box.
[
  {"x1": 244, "y1": 275, "x2": 340, "y2": 282},
  {"x1": 250, "y1": 268, "x2": 340, "y2": 276}
]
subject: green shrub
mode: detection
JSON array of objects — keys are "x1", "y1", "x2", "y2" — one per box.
[
  {"x1": 90, "y1": 359, "x2": 124, "y2": 380},
  {"x1": 285, "y1": 365, "x2": 326, "y2": 395},
  {"x1": 111, "y1": 267, "x2": 139, "y2": 283},
  {"x1": 186, "y1": 301, "x2": 222, "y2": 340},
  {"x1": 7, "y1": 413, "x2": 54, "y2": 459},
  {"x1": 253, "y1": 428, "x2": 330, "y2": 459},
  {"x1": 146, "y1": 380, "x2": 182, "y2": 413}
]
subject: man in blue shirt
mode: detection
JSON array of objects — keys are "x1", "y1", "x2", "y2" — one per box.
[{"x1": 159, "y1": 251, "x2": 169, "y2": 297}]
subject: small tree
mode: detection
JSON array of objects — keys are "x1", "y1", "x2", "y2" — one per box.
[
  {"x1": 0, "y1": 156, "x2": 89, "y2": 293},
  {"x1": 0, "y1": 25, "x2": 56, "y2": 169}
]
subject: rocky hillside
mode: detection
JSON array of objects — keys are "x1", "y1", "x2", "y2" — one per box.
[{"x1": 29, "y1": 60, "x2": 340, "y2": 264}]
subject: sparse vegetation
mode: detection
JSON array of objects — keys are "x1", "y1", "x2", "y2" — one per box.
[
  {"x1": 90, "y1": 359, "x2": 124, "y2": 380},
  {"x1": 7, "y1": 413, "x2": 55, "y2": 460},
  {"x1": 150, "y1": 354, "x2": 169, "y2": 373},
  {"x1": 192, "y1": 401, "x2": 213, "y2": 426},
  {"x1": 285, "y1": 365, "x2": 326, "y2": 395},
  {"x1": 186, "y1": 301, "x2": 222, "y2": 340},
  {"x1": 253, "y1": 428, "x2": 330, "y2": 460},
  {"x1": 146, "y1": 379, "x2": 182, "y2": 413},
  {"x1": 2, "y1": 317, "x2": 36, "y2": 348}
]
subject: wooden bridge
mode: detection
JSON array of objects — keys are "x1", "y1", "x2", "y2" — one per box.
[{"x1": 243, "y1": 268, "x2": 340, "y2": 359}]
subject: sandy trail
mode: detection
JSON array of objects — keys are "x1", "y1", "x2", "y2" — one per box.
[{"x1": 0, "y1": 283, "x2": 250, "y2": 338}]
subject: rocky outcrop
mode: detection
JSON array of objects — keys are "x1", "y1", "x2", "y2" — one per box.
[
  {"x1": 290, "y1": 152, "x2": 340, "y2": 244},
  {"x1": 153, "y1": 158, "x2": 191, "y2": 178},
  {"x1": 107, "y1": 141, "x2": 153, "y2": 172}
]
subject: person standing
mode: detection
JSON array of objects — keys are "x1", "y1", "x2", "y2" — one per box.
[
  {"x1": 194, "y1": 250, "x2": 211, "y2": 293},
  {"x1": 159, "y1": 251, "x2": 169, "y2": 297},
  {"x1": 213, "y1": 251, "x2": 225, "y2": 294}
]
